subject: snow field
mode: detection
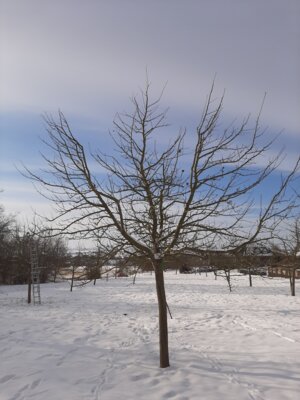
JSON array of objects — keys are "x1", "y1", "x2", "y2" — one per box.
[{"x1": 0, "y1": 272, "x2": 299, "y2": 400}]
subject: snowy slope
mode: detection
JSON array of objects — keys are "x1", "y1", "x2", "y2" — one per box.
[{"x1": 0, "y1": 272, "x2": 299, "y2": 400}]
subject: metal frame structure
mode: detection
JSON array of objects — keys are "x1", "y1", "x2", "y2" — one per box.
[{"x1": 30, "y1": 242, "x2": 41, "y2": 304}]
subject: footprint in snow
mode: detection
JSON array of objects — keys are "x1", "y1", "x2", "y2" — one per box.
[
  {"x1": 30, "y1": 378, "x2": 41, "y2": 389},
  {"x1": 0, "y1": 374, "x2": 15, "y2": 384},
  {"x1": 162, "y1": 390, "x2": 177, "y2": 398},
  {"x1": 130, "y1": 373, "x2": 150, "y2": 381}
]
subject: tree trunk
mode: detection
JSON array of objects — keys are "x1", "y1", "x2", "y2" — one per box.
[
  {"x1": 133, "y1": 267, "x2": 140, "y2": 285},
  {"x1": 153, "y1": 259, "x2": 170, "y2": 368},
  {"x1": 27, "y1": 262, "x2": 31, "y2": 304},
  {"x1": 70, "y1": 265, "x2": 75, "y2": 292},
  {"x1": 290, "y1": 268, "x2": 295, "y2": 296},
  {"x1": 224, "y1": 268, "x2": 232, "y2": 292},
  {"x1": 248, "y1": 267, "x2": 252, "y2": 287}
]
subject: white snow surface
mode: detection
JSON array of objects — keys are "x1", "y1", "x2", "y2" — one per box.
[{"x1": 1, "y1": 272, "x2": 300, "y2": 400}]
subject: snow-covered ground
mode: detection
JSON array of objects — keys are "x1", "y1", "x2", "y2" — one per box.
[{"x1": 1, "y1": 272, "x2": 299, "y2": 400}]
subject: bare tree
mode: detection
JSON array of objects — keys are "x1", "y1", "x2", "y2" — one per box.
[
  {"x1": 54, "y1": 240, "x2": 123, "y2": 290},
  {"x1": 0, "y1": 205, "x2": 15, "y2": 284},
  {"x1": 286, "y1": 219, "x2": 300, "y2": 257},
  {"x1": 90, "y1": 241, "x2": 124, "y2": 284},
  {"x1": 24, "y1": 82, "x2": 299, "y2": 367},
  {"x1": 276, "y1": 218, "x2": 300, "y2": 296}
]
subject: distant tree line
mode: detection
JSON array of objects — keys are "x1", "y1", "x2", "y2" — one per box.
[
  {"x1": 1, "y1": 202, "x2": 299, "y2": 293},
  {"x1": 0, "y1": 205, "x2": 67, "y2": 285}
]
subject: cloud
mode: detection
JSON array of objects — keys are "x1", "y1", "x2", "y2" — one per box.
[
  {"x1": 1, "y1": 0, "x2": 299, "y2": 222},
  {"x1": 1, "y1": 0, "x2": 299, "y2": 133},
  {"x1": 0, "y1": 180, "x2": 53, "y2": 223}
]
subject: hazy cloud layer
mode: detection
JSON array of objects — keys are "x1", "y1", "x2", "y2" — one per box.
[{"x1": 1, "y1": 0, "x2": 300, "y2": 132}]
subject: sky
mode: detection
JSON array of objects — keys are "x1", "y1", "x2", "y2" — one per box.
[{"x1": 0, "y1": 0, "x2": 300, "y2": 228}]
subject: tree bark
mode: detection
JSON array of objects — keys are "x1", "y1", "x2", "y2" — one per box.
[
  {"x1": 153, "y1": 259, "x2": 170, "y2": 368},
  {"x1": 27, "y1": 262, "x2": 31, "y2": 304},
  {"x1": 225, "y1": 268, "x2": 232, "y2": 292},
  {"x1": 248, "y1": 267, "x2": 252, "y2": 287},
  {"x1": 70, "y1": 265, "x2": 75, "y2": 292},
  {"x1": 290, "y1": 268, "x2": 295, "y2": 296}
]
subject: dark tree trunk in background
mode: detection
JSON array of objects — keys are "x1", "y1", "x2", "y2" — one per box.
[
  {"x1": 70, "y1": 265, "x2": 75, "y2": 292},
  {"x1": 290, "y1": 268, "x2": 296, "y2": 296},
  {"x1": 248, "y1": 267, "x2": 253, "y2": 287},
  {"x1": 224, "y1": 268, "x2": 232, "y2": 292},
  {"x1": 27, "y1": 262, "x2": 31, "y2": 304}
]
